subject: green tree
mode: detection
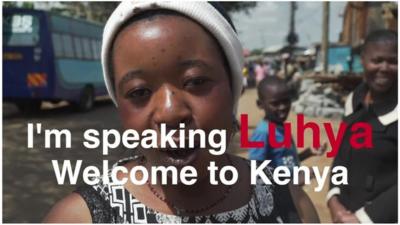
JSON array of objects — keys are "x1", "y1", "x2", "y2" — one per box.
[
  {"x1": 220, "y1": 2, "x2": 257, "y2": 14},
  {"x1": 3, "y1": 2, "x2": 17, "y2": 8}
]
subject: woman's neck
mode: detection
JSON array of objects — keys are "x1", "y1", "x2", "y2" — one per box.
[
  {"x1": 368, "y1": 86, "x2": 397, "y2": 105},
  {"x1": 146, "y1": 154, "x2": 233, "y2": 214}
]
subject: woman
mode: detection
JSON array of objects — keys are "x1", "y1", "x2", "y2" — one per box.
[
  {"x1": 327, "y1": 30, "x2": 397, "y2": 223},
  {"x1": 44, "y1": 1, "x2": 318, "y2": 223}
]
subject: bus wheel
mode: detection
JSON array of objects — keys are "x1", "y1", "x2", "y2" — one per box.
[
  {"x1": 76, "y1": 86, "x2": 94, "y2": 112},
  {"x1": 16, "y1": 100, "x2": 42, "y2": 114}
]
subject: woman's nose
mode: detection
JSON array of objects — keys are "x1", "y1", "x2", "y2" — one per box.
[
  {"x1": 278, "y1": 103, "x2": 288, "y2": 110},
  {"x1": 380, "y1": 61, "x2": 390, "y2": 71},
  {"x1": 152, "y1": 86, "x2": 191, "y2": 128}
]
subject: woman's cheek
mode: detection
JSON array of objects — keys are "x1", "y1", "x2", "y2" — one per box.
[
  {"x1": 117, "y1": 102, "x2": 148, "y2": 131},
  {"x1": 191, "y1": 83, "x2": 233, "y2": 129}
]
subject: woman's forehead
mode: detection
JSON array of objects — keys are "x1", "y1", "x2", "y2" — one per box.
[
  {"x1": 113, "y1": 14, "x2": 219, "y2": 57},
  {"x1": 111, "y1": 14, "x2": 229, "y2": 89},
  {"x1": 118, "y1": 13, "x2": 210, "y2": 39},
  {"x1": 364, "y1": 41, "x2": 398, "y2": 55}
]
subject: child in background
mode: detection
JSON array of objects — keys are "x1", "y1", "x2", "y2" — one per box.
[{"x1": 249, "y1": 76, "x2": 326, "y2": 183}]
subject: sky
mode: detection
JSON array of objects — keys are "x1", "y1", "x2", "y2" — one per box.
[{"x1": 231, "y1": 2, "x2": 347, "y2": 51}]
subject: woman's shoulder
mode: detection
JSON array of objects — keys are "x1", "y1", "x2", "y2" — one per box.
[
  {"x1": 44, "y1": 181, "x2": 123, "y2": 223},
  {"x1": 344, "y1": 82, "x2": 367, "y2": 116},
  {"x1": 44, "y1": 157, "x2": 138, "y2": 223},
  {"x1": 43, "y1": 192, "x2": 92, "y2": 223}
]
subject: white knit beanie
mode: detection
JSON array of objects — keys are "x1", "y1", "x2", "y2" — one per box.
[{"x1": 101, "y1": 1, "x2": 244, "y2": 115}]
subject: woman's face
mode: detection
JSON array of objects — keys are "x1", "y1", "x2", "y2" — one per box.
[
  {"x1": 112, "y1": 14, "x2": 233, "y2": 172},
  {"x1": 362, "y1": 41, "x2": 398, "y2": 95}
]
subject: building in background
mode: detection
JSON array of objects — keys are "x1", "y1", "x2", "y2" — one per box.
[{"x1": 339, "y1": 2, "x2": 397, "y2": 47}]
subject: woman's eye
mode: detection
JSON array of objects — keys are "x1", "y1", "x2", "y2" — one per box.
[
  {"x1": 184, "y1": 77, "x2": 209, "y2": 88},
  {"x1": 371, "y1": 58, "x2": 381, "y2": 64},
  {"x1": 125, "y1": 88, "x2": 152, "y2": 100},
  {"x1": 387, "y1": 58, "x2": 398, "y2": 64},
  {"x1": 371, "y1": 59, "x2": 380, "y2": 64}
]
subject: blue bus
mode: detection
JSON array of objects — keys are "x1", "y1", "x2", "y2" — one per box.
[{"x1": 3, "y1": 7, "x2": 107, "y2": 112}]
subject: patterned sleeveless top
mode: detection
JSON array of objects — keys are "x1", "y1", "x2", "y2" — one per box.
[{"x1": 75, "y1": 156, "x2": 301, "y2": 223}]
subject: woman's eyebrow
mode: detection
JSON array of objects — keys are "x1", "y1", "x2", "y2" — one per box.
[
  {"x1": 179, "y1": 59, "x2": 210, "y2": 69},
  {"x1": 118, "y1": 69, "x2": 143, "y2": 95}
]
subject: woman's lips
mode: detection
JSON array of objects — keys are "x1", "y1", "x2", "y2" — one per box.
[
  {"x1": 374, "y1": 76, "x2": 390, "y2": 85},
  {"x1": 161, "y1": 147, "x2": 199, "y2": 167},
  {"x1": 158, "y1": 138, "x2": 201, "y2": 167},
  {"x1": 165, "y1": 148, "x2": 198, "y2": 165}
]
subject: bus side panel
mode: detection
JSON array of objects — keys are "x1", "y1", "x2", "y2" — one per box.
[
  {"x1": 49, "y1": 13, "x2": 108, "y2": 103},
  {"x1": 52, "y1": 59, "x2": 105, "y2": 102}
]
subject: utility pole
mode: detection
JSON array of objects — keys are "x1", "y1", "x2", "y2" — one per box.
[
  {"x1": 321, "y1": 2, "x2": 330, "y2": 74},
  {"x1": 286, "y1": 2, "x2": 298, "y2": 55}
]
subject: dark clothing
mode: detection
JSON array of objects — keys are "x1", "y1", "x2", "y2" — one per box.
[
  {"x1": 75, "y1": 157, "x2": 301, "y2": 223},
  {"x1": 329, "y1": 83, "x2": 398, "y2": 223}
]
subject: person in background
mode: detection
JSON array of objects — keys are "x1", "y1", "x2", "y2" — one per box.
[
  {"x1": 277, "y1": 53, "x2": 295, "y2": 81},
  {"x1": 327, "y1": 30, "x2": 398, "y2": 223},
  {"x1": 255, "y1": 59, "x2": 266, "y2": 85},
  {"x1": 262, "y1": 60, "x2": 271, "y2": 77},
  {"x1": 242, "y1": 62, "x2": 249, "y2": 89}
]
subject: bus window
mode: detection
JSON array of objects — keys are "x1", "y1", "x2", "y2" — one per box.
[
  {"x1": 52, "y1": 33, "x2": 64, "y2": 57},
  {"x1": 62, "y1": 34, "x2": 74, "y2": 58},
  {"x1": 73, "y1": 36, "x2": 83, "y2": 59},
  {"x1": 3, "y1": 14, "x2": 40, "y2": 46},
  {"x1": 97, "y1": 40, "x2": 102, "y2": 57},
  {"x1": 97, "y1": 40, "x2": 102, "y2": 59},
  {"x1": 91, "y1": 39, "x2": 100, "y2": 60},
  {"x1": 82, "y1": 37, "x2": 92, "y2": 60}
]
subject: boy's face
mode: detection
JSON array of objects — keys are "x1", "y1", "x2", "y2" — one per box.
[
  {"x1": 362, "y1": 41, "x2": 397, "y2": 95},
  {"x1": 257, "y1": 84, "x2": 291, "y2": 124},
  {"x1": 112, "y1": 15, "x2": 233, "y2": 174}
]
